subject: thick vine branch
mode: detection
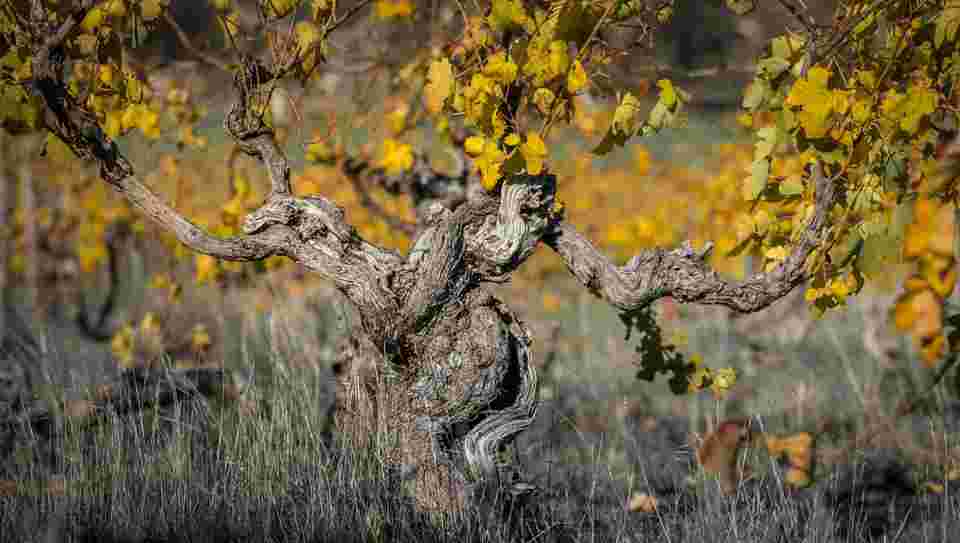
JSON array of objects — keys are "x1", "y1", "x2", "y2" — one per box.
[
  {"x1": 543, "y1": 164, "x2": 838, "y2": 314},
  {"x1": 26, "y1": 2, "x2": 403, "y2": 333},
  {"x1": 28, "y1": 3, "x2": 287, "y2": 262}
]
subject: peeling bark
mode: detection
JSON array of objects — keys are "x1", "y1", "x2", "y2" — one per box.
[{"x1": 542, "y1": 164, "x2": 838, "y2": 315}]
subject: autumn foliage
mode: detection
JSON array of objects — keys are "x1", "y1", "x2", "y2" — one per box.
[{"x1": 1, "y1": 0, "x2": 960, "y2": 407}]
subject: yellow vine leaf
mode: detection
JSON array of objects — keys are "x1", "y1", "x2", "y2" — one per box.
[
  {"x1": 379, "y1": 138, "x2": 414, "y2": 175},
  {"x1": 464, "y1": 136, "x2": 486, "y2": 156},
  {"x1": 195, "y1": 254, "x2": 220, "y2": 284},
  {"x1": 567, "y1": 60, "x2": 587, "y2": 94},
  {"x1": 612, "y1": 92, "x2": 641, "y2": 135},
  {"x1": 295, "y1": 21, "x2": 322, "y2": 50},
  {"x1": 548, "y1": 41, "x2": 570, "y2": 81},
  {"x1": 483, "y1": 52, "x2": 519, "y2": 85},
  {"x1": 488, "y1": 0, "x2": 527, "y2": 32},
  {"x1": 785, "y1": 66, "x2": 833, "y2": 138},
  {"x1": 424, "y1": 58, "x2": 453, "y2": 115},
  {"x1": 191, "y1": 324, "x2": 212, "y2": 353},
  {"x1": 658, "y1": 79, "x2": 677, "y2": 108},
  {"x1": 141, "y1": 0, "x2": 169, "y2": 21},
  {"x1": 533, "y1": 87, "x2": 556, "y2": 115},
  {"x1": 709, "y1": 367, "x2": 737, "y2": 397},
  {"x1": 521, "y1": 133, "x2": 547, "y2": 175},
  {"x1": 80, "y1": 7, "x2": 105, "y2": 33},
  {"x1": 111, "y1": 325, "x2": 135, "y2": 368},
  {"x1": 374, "y1": 0, "x2": 414, "y2": 18},
  {"x1": 474, "y1": 139, "x2": 506, "y2": 191}
]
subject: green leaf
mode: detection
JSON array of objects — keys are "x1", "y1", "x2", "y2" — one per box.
[
  {"x1": 648, "y1": 100, "x2": 671, "y2": 130},
  {"x1": 592, "y1": 129, "x2": 629, "y2": 156},
  {"x1": 780, "y1": 175, "x2": 804, "y2": 196},
  {"x1": 754, "y1": 126, "x2": 778, "y2": 160},
  {"x1": 758, "y1": 57, "x2": 791, "y2": 79},
  {"x1": 742, "y1": 78, "x2": 769, "y2": 110},
  {"x1": 758, "y1": 126, "x2": 778, "y2": 143},
  {"x1": 770, "y1": 35, "x2": 804, "y2": 60},
  {"x1": 749, "y1": 159, "x2": 770, "y2": 199},
  {"x1": 725, "y1": 0, "x2": 755, "y2": 16}
]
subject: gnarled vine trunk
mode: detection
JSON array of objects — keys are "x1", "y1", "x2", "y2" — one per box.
[
  {"x1": 327, "y1": 176, "x2": 551, "y2": 511},
  {"x1": 22, "y1": 1, "x2": 841, "y2": 515}
]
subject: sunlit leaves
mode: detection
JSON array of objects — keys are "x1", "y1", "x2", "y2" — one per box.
[
  {"x1": 520, "y1": 132, "x2": 547, "y2": 175},
  {"x1": 80, "y1": 7, "x2": 106, "y2": 33},
  {"x1": 261, "y1": 0, "x2": 298, "y2": 19},
  {"x1": 295, "y1": 20, "x2": 323, "y2": 74},
  {"x1": 785, "y1": 66, "x2": 833, "y2": 139},
  {"x1": 141, "y1": 0, "x2": 170, "y2": 21},
  {"x1": 464, "y1": 135, "x2": 506, "y2": 190},
  {"x1": 464, "y1": 135, "x2": 486, "y2": 156},
  {"x1": 378, "y1": 138, "x2": 414, "y2": 176},
  {"x1": 765, "y1": 432, "x2": 814, "y2": 488},
  {"x1": 566, "y1": 60, "x2": 587, "y2": 94},
  {"x1": 195, "y1": 254, "x2": 220, "y2": 284},
  {"x1": 488, "y1": 0, "x2": 527, "y2": 32},
  {"x1": 725, "y1": 0, "x2": 755, "y2": 16},
  {"x1": 424, "y1": 58, "x2": 453, "y2": 115},
  {"x1": 483, "y1": 51, "x2": 519, "y2": 85},
  {"x1": 211, "y1": 0, "x2": 233, "y2": 12},
  {"x1": 593, "y1": 80, "x2": 687, "y2": 155},
  {"x1": 592, "y1": 91, "x2": 640, "y2": 154},
  {"x1": 893, "y1": 198, "x2": 957, "y2": 366},
  {"x1": 111, "y1": 325, "x2": 136, "y2": 368},
  {"x1": 881, "y1": 82, "x2": 938, "y2": 135}
]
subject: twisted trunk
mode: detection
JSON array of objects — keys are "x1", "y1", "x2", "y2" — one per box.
[{"x1": 22, "y1": 1, "x2": 842, "y2": 514}]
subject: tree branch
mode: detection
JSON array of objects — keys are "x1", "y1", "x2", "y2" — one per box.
[
  {"x1": 163, "y1": 11, "x2": 232, "y2": 72},
  {"x1": 26, "y1": 4, "x2": 403, "y2": 339},
  {"x1": 28, "y1": 5, "x2": 289, "y2": 263},
  {"x1": 543, "y1": 164, "x2": 838, "y2": 314}
]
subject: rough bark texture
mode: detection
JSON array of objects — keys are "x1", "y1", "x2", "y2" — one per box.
[{"x1": 21, "y1": 0, "x2": 843, "y2": 513}]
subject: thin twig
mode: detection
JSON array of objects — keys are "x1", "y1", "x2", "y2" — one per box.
[
  {"x1": 323, "y1": 0, "x2": 375, "y2": 38},
  {"x1": 162, "y1": 11, "x2": 232, "y2": 72}
]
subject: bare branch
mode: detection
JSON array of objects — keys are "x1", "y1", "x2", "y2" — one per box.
[
  {"x1": 324, "y1": 0, "x2": 375, "y2": 37},
  {"x1": 26, "y1": 3, "x2": 403, "y2": 334},
  {"x1": 27, "y1": 3, "x2": 287, "y2": 263},
  {"x1": 543, "y1": 165, "x2": 839, "y2": 314},
  {"x1": 162, "y1": 11, "x2": 232, "y2": 72}
]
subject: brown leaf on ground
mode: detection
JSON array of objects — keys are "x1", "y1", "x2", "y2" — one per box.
[{"x1": 627, "y1": 492, "x2": 659, "y2": 513}]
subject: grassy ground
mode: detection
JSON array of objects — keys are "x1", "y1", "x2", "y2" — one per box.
[
  {"x1": 3, "y1": 273, "x2": 960, "y2": 542},
  {"x1": 4, "y1": 81, "x2": 958, "y2": 540}
]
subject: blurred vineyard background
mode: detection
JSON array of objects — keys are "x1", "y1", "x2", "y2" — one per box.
[{"x1": 5, "y1": 0, "x2": 960, "y2": 541}]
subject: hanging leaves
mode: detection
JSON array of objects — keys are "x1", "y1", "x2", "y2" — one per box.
[{"x1": 424, "y1": 58, "x2": 453, "y2": 115}]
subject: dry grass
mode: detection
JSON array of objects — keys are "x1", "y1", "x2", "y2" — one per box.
[{"x1": 2, "y1": 275, "x2": 960, "y2": 542}]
